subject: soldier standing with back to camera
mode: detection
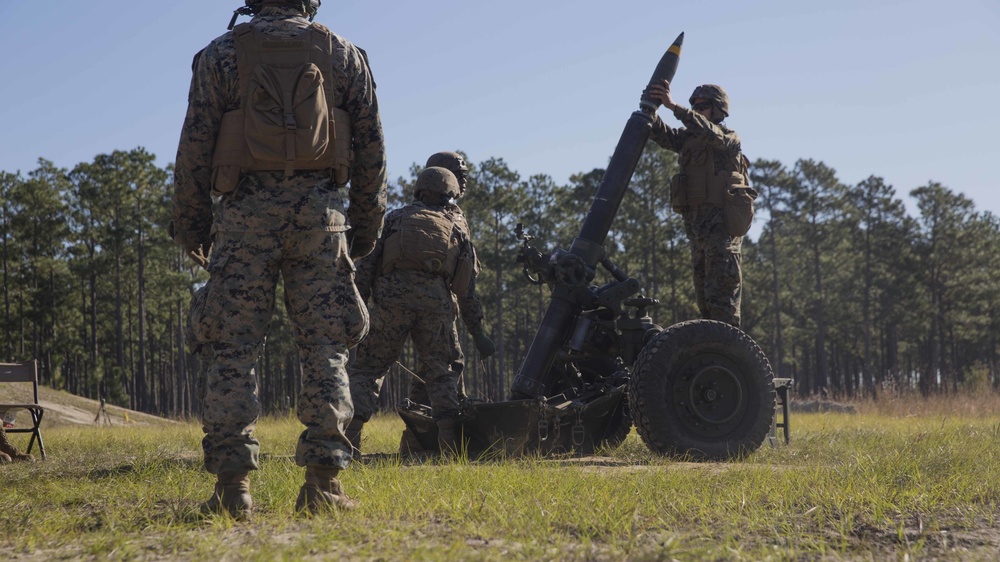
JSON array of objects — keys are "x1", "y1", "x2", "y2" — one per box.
[
  {"x1": 391, "y1": 151, "x2": 495, "y2": 455},
  {"x1": 172, "y1": 0, "x2": 386, "y2": 517},
  {"x1": 642, "y1": 80, "x2": 755, "y2": 327},
  {"x1": 347, "y1": 166, "x2": 493, "y2": 457}
]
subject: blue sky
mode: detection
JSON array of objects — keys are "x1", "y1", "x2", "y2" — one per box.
[{"x1": 1, "y1": 0, "x2": 998, "y2": 220}]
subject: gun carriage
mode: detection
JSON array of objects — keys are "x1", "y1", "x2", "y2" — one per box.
[{"x1": 399, "y1": 33, "x2": 776, "y2": 461}]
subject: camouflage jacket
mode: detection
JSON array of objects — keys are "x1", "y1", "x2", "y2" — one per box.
[
  {"x1": 356, "y1": 201, "x2": 485, "y2": 333},
  {"x1": 649, "y1": 106, "x2": 744, "y2": 176},
  {"x1": 172, "y1": 6, "x2": 386, "y2": 243}
]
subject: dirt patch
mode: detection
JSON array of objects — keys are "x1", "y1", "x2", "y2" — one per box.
[
  {"x1": 36, "y1": 400, "x2": 98, "y2": 425},
  {"x1": 0, "y1": 384, "x2": 174, "y2": 428}
]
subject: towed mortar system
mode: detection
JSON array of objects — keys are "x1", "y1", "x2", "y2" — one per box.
[{"x1": 399, "y1": 33, "x2": 777, "y2": 460}]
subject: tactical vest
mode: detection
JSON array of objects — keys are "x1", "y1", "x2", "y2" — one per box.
[
  {"x1": 211, "y1": 22, "x2": 353, "y2": 193},
  {"x1": 670, "y1": 133, "x2": 748, "y2": 209},
  {"x1": 381, "y1": 206, "x2": 460, "y2": 279}
]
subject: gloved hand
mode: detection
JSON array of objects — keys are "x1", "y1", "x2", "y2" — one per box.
[
  {"x1": 170, "y1": 221, "x2": 212, "y2": 269},
  {"x1": 187, "y1": 245, "x2": 211, "y2": 269},
  {"x1": 347, "y1": 231, "x2": 376, "y2": 260},
  {"x1": 472, "y1": 331, "x2": 496, "y2": 358}
]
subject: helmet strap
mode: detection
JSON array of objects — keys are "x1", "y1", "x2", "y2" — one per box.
[{"x1": 228, "y1": 6, "x2": 253, "y2": 30}]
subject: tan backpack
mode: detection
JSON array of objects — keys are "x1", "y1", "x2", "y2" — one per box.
[
  {"x1": 211, "y1": 23, "x2": 352, "y2": 193},
  {"x1": 381, "y1": 206, "x2": 460, "y2": 278}
]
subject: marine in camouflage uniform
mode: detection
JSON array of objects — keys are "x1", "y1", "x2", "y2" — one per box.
[
  {"x1": 186, "y1": 285, "x2": 212, "y2": 413},
  {"x1": 172, "y1": 0, "x2": 386, "y2": 516},
  {"x1": 0, "y1": 426, "x2": 34, "y2": 464},
  {"x1": 406, "y1": 153, "x2": 488, "y2": 411},
  {"x1": 644, "y1": 81, "x2": 749, "y2": 327},
  {"x1": 349, "y1": 166, "x2": 493, "y2": 455}
]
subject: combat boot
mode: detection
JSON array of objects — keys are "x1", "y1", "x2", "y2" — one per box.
[
  {"x1": 0, "y1": 452, "x2": 10, "y2": 464},
  {"x1": 295, "y1": 465, "x2": 357, "y2": 515},
  {"x1": 344, "y1": 419, "x2": 364, "y2": 459},
  {"x1": 200, "y1": 471, "x2": 252, "y2": 520},
  {"x1": 398, "y1": 427, "x2": 426, "y2": 457},
  {"x1": 0, "y1": 429, "x2": 34, "y2": 462},
  {"x1": 436, "y1": 418, "x2": 459, "y2": 459}
]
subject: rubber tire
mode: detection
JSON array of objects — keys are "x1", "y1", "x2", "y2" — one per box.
[{"x1": 628, "y1": 319, "x2": 775, "y2": 461}]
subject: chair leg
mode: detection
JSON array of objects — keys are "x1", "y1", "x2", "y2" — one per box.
[
  {"x1": 782, "y1": 396, "x2": 790, "y2": 445},
  {"x1": 27, "y1": 410, "x2": 45, "y2": 460},
  {"x1": 775, "y1": 385, "x2": 790, "y2": 445}
]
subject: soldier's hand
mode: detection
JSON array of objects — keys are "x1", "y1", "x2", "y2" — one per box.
[
  {"x1": 187, "y1": 245, "x2": 211, "y2": 269},
  {"x1": 170, "y1": 221, "x2": 212, "y2": 270},
  {"x1": 472, "y1": 331, "x2": 496, "y2": 358},
  {"x1": 645, "y1": 80, "x2": 674, "y2": 109},
  {"x1": 641, "y1": 85, "x2": 659, "y2": 106}
]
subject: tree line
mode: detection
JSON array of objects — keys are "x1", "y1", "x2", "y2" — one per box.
[{"x1": 1, "y1": 144, "x2": 997, "y2": 419}]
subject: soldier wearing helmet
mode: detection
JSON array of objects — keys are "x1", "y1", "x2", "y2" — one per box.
[
  {"x1": 349, "y1": 166, "x2": 494, "y2": 458},
  {"x1": 641, "y1": 80, "x2": 754, "y2": 327},
  {"x1": 425, "y1": 151, "x2": 470, "y2": 197},
  {"x1": 395, "y1": 152, "x2": 490, "y2": 455},
  {"x1": 173, "y1": 0, "x2": 386, "y2": 517}
]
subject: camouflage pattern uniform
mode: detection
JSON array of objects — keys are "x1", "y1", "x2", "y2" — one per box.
[
  {"x1": 650, "y1": 105, "x2": 745, "y2": 327},
  {"x1": 0, "y1": 425, "x2": 33, "y2": 463},
  {"x1": 173, "y1": 5, "x2": 386, "y2": 477},
  {"x1": 409, "y1": 152, "x2": 477, "y2": 406},
  {"x1": 408, "y1": 205, "x2": 476, "y2": 405},
  {"x1": 351, "y1": 202, "x2": 484, "y2": 424}
]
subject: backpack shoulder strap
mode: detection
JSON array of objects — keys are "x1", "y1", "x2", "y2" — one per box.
[{"x1": 232, "y1": 23, "x2": 257, "y2": 98}]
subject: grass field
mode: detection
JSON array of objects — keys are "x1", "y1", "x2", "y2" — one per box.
[{"x1": 1, "y1": 394, "x2": 999, "y2": 561}]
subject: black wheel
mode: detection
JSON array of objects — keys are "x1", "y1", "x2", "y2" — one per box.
[{"x1": 628, "y1": 319, "x2": 775, "y2": 460}]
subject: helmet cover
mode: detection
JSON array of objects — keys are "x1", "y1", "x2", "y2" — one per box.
[
  {"x1": 689, "y1": 84, "x2": 730, "y2": 118},
  {"x1": 415, "y1": 166, "x2": 461, "y2": 200}
]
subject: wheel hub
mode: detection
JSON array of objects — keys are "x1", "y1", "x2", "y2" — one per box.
[{"x1": 672, "y1": 353, "x2": 748, "y2": 437}]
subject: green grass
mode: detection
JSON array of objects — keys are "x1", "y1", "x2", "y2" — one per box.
[{"x1": 2, "y1": 401, "x2": 999, "y2": 561}]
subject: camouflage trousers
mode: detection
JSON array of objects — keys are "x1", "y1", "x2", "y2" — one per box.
[
  {"x1": 186, "y1": 286, "x2": 212, "y2": 415},
  {"x1": 0, "y1": 426, "x2": 18, "y2": 454},
  {"x1": 409, "y1": 293, "x2": 467, "y2": 405},
  {"x1": 191, "y1": 230, "x2": 369, "y2": 474},
  {"x1": 349, "y1": 272, "x2": 462, "y2": 423},
  {"x1": 683, "y1": 205, "x2": 743, "y2": 327}
]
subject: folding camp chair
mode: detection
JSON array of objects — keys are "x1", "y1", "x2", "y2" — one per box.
[{"x1": 0, "y1": 360, "x2": 46, "y2": 459}]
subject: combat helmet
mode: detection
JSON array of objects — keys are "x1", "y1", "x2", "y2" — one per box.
[
  {"x1": 689, "y1": 84, "x2": 730, "y2": 119},
  {"x1": 425, "y1": 151, "x2": 469, "y2": 196},
  {"x1": 247, "y1": 0, "x2": 320, "y2": 15},
  {"x1": 414, "y1": 166, "x2": 461, "y2": 203},
  {"x1": 230, "y1": 0, "x2": 320, "y2": 28}
]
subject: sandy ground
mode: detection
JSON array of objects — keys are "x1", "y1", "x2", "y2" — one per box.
[{"x1": 1, "y1": 385, "x2": 174, "y2": 428}]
